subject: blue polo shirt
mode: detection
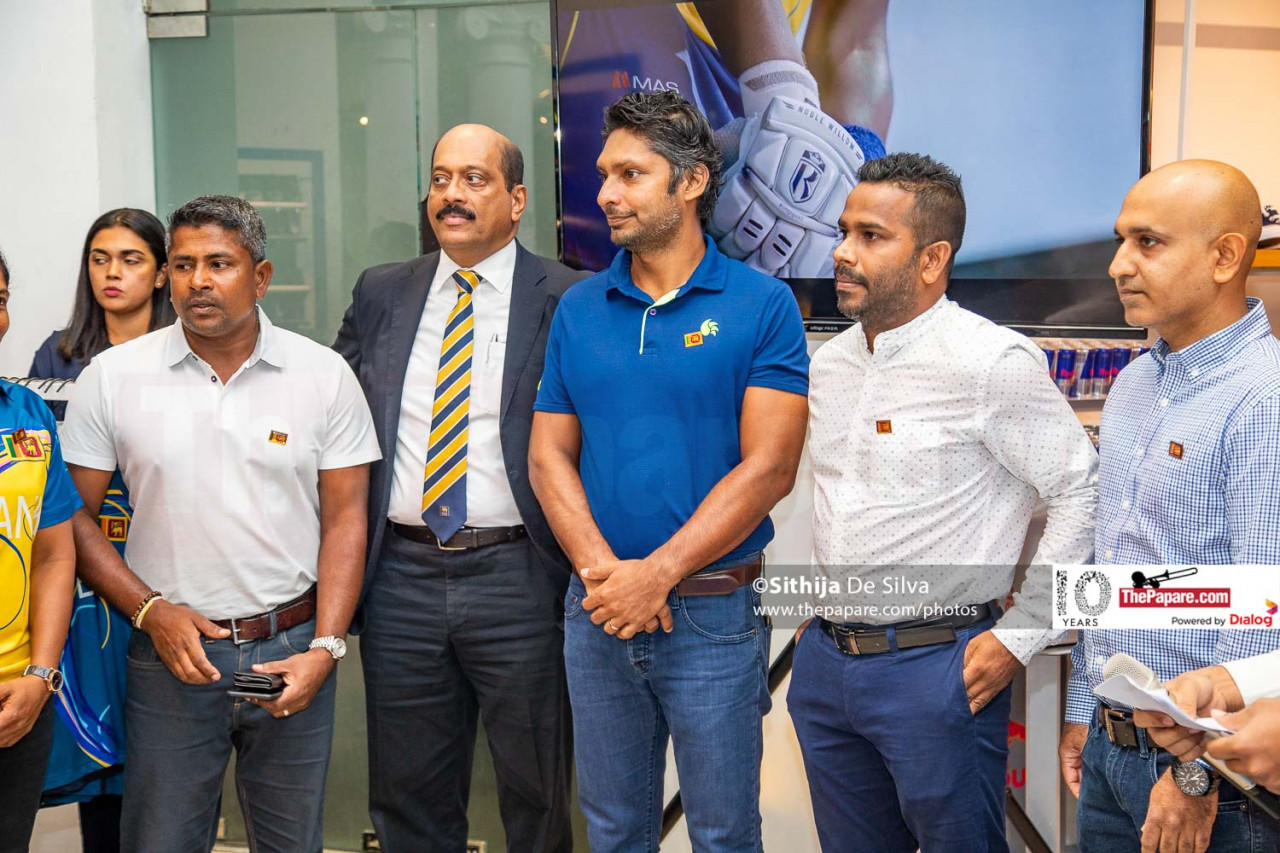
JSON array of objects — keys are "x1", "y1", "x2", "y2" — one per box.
[{"x1": 535, "y1": 236, "x2": 808, "y2": 566}]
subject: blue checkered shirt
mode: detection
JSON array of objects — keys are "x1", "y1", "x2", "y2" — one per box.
[{"x1": 1066, "y1": 298, "x2": 1280, "y2": 724}]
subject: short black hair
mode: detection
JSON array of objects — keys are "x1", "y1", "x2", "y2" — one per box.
[
  {"x1": 0, "y1": 247, "x2": 8, "y2": 287},
  {"x1": 429, "y1": 131, "x2": 524, "y2": 192},
  {"x1": 169, "y1": 195, "x2": 267, "y2": 264},
  {"x1": 602, "y1": 92, "x2": 723, "y2": 226},
  {"x1": 858, "y1": 153, "x2": 966, "y2": 270}
]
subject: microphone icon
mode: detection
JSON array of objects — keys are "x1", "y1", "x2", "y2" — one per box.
[{"x1": 1131, "y1": 567, "x2": 1199, "y2": 589}]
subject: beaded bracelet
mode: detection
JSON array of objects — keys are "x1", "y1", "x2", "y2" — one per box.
[{"x1": 132, "y1": 591, "x2": 164, "y2": 629}]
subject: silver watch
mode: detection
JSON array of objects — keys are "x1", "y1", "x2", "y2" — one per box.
[
  {"x1": 1172, "y1": 760, "x2": 1219, "y2": 797},
  {"x1": 309, "y1": 636, "x2": 347, "y2": 661},
  {"x1": 23, "y1": 665, "x2": 64, "y2": 693}
]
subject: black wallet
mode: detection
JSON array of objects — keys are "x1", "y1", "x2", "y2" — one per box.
[{"x1": 227, "y1": 670, "x2": 285, "y2": 700}]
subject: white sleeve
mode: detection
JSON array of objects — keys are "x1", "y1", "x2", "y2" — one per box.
[
  {"x1": 60, "y1": 358, "x2": 119, "y2": 472},
  {"x1": 982, "y1": 340, "x2": 1099, "y2": 663},
  {"x1": 1222, "y1": 650, "x2": 1280, "y2": 706},
  {"x1": 319, "y1": 354, "x2": 381, "y2": 470}
]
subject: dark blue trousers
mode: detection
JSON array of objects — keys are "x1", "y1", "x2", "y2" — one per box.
[
  {"x1": 788, "y1": 618, "x2": 1011, "y2": 853},
  {"x1": 360, "y1": 530, "x2": 572, "y2": 853}
]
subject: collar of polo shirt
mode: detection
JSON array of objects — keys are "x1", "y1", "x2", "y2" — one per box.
[{"x1": 164, "y1": 305, "x2": 286, "y2": 370}]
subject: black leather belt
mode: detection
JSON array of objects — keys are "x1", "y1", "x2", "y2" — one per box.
[
  {"x1": 819, "y1": 602, "x2": 994, "y2": 656},
  {"x1": 390, "y1": 521, "x2": 526, "y2": 551},
  {"x1": 1097, "y1": 704, "x2": 1144, "y2": 749}
]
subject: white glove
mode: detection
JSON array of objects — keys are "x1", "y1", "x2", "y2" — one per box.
[{"x1": 710, "y1": 95, "x2": 865, "y2": 278}]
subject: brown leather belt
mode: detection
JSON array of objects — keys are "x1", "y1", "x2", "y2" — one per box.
[
  {"x1": 390, "y1": 521, "x2": 527, "y2": 551},
  {"x1": 676, "y1": 556, "x2": 764, "y2": 597},
  {"x1": 212, "y1": 586, "x2": 317, "y2": 644},
  {"x1": 1097, "y1": 704, "x2": 1144, "y2": 749}
]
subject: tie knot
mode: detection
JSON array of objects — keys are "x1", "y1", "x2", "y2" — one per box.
[{"x1": 453, "y1": 269, "x2": 478, "y2": 294}]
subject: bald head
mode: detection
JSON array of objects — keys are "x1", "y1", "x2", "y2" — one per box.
[
  {"x1": 1110, "y1": 160, "x2": 1260, "y2": 348},
  {"x1": 1128, "y1": 160, "x2": 1262, "y2": 250},
  {"x1": 432, "y1": 124, "x2": 524, "y2": 191}
]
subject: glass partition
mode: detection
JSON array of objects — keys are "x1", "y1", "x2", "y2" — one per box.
[{"x1": 150, "y1": 4, "x2": 564, "y2": 849}]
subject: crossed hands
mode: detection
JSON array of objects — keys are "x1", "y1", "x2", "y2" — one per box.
[{"x1": 580, "y1": 559, "x2": 676, "y2": 640}]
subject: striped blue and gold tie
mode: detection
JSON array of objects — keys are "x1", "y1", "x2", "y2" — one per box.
[{"x1": 422, "y1": 269, "x2": 477, "y2": 541}]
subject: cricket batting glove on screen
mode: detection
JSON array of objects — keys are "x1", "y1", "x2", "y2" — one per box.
[{"x1": 710, "y1": 95, "x2": 866, "y2": 278}]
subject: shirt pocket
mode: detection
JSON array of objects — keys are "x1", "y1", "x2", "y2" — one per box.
[
  {"x1": 471, "y1": 334, "x2": 506, "y2": 416},
  {"x1": 862, "y1": 421, "x2": 952, "y2": 503}
]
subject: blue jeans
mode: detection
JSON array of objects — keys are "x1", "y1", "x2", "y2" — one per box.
[
  {"x1": 120, "y1": 619, "x2": 336, "y2": 853},
  {"x1": 787, "y1": 616, "x2": 1011, "y2": 853},
  {"x1": 1077, "y1": 710, "x2": 1280, "y2": 852},
  {"x1": 563, "y1": 570, "x2": 771, "y2": 852}
]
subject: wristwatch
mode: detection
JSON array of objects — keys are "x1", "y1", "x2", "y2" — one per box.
[
  {"x1": 1172, "y1": 760, "x2": 1220, "y2": 797},
  {"x1": 23, "y1": 665, "x2": 64, "y2": 693},
  {"x1": 308, "y1": 636, "x2": 347, "y2": 661}
]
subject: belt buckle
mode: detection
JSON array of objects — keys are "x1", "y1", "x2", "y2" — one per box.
[
  {"x1": 229, "y1": 619, "x2": 251, "y2": 645},
  {"x1": 852, "y1": 632, "x2": 891, "y2": 654},
  {"x1": 436, "y1": 529, "x2": 469, "y2": 551},
  {"x1": 1103, "y1": 708, "x2": 1117, "y2": 743}
]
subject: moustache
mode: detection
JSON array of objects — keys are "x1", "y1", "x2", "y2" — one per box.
[
  {"x1": 436, "y1": 204, "x2": 476, "y2": 221},
  {"x1": 834, "y1": 264, "x2": 869, "y2": 287},
  {"x1": 602, "y1": 204, "x2": 634, "y2": 218},
  {"x1": 1115, "y1": 276, "x2": 1136, "y2": 289}
]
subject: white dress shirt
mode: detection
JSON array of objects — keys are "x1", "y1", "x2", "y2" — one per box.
[
  {"x1": 1223, "y1": 649, "x2": 1280, "y2": 706},
  {"x1": 61, "y1": 308, "x2": 381, "y2": 620},
  {"x1": 388, "y1": 239, "x2": 522, "y2": 527},
  {"x1": 808, "y1": 296, "x2": 1098, "y2": 663}
]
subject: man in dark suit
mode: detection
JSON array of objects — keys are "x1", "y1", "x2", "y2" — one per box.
[{"x1": 334, "y1": 124, "x2": 586, "y2": 853}]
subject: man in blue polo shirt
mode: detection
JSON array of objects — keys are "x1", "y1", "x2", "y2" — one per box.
[{"x1": 530, "y1": 91, "x2": 808, "y2": 851}]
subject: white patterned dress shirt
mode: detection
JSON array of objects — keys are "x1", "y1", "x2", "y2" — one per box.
[{"x1": 809, "y1": 295, "x2": 1099, "y2": 663}]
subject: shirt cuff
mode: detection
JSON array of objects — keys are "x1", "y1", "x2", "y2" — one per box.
[
  {"x1": 532, "y1": 401, "x2": 576, "y2": 415},
  {"x1": 60, "y1": 450, "x2": 117, "y2": 472},
  {"x1": 1065, "y1": 667, "x2": 1096, "y2": 725},
  {"x1": 989, "y1": 627, "x2": 1055, "y2": 667},
  {"x1": 1221, "y1": 651, "x2": 1280, "y2": 706},
  {"x1": 318, "y1": 448, "x2": 383, "y2": 470}
]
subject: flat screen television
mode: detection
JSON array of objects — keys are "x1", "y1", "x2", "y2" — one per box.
[{"x1": 550, "y1": 0, "x2": 1153, "y2": 338}]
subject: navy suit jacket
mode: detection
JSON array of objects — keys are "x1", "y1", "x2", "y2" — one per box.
[{"x1": 334, "y1": 241, "x2": 587, "y2": 620}]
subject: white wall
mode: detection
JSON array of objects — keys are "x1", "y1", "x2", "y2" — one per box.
[{"x1": 0, "y1": 0, "x2": 155, "y2": 377}]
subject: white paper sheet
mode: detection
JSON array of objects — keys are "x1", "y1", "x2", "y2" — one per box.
[{"x1": 1092, "y1": 675, "x2": 1236, "y2": 734}]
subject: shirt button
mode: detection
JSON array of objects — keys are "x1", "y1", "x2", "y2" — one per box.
[
  {"x1": 1190, "y1": 368, "x2": 1200, "y2": 377},
  {"x1": 1121, "y1": 500, "x2": 1130, "y2": 510},
  {"x1": 1134, "y1": 448, "x2": 1143, "y2": 458},
  {"x1": 1095, "y1": 655, "x2": 1107, "y2": 667},
  {"x1": 1105, "y1": 549, "x2": 1114, "y2": 559},
  {"x1": 648, "y1": 308, "x2": 657, "y2": 316},
  {"x1": 210, "y1": 376, "x2": 217, "y2": 383},
  {"x1": 1159, "y1": 399, "x2": 1169, "y2": 408}
]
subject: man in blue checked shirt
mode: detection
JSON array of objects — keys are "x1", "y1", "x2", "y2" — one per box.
[{"x1": 1060, "y1": 160, "x2": 1280, "y2": 853}]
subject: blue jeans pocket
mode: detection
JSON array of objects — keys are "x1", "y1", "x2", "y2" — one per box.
[
  {"x1": 126, "y1": 629, "x2": 163, "y2": 667},
  {"x1": 278, "y1": 620, "x2": 316, "y2": 656},
  {"x1": 564, "y1": 579, "x2": 584, "y2": 620},
  {"x1": 679, "y1": 588, "x2": 759, "y2": 643}
]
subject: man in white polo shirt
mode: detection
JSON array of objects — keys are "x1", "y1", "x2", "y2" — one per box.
[{"x1": 61, "y1": 195, "x2": 380, "y2": 852}]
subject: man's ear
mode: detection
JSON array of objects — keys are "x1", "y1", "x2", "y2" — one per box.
[
  {"x1": 254, "y1": 259, "x2": 274, "y2": 298},
  {"x1": 919, "y1": 241, "x2": 953, "y2": 286},
  {"x1": 1211, "y1": 232, "x2": 1248, "y2": 285},
  {"x1": 511, "y1": 184, "x2": 528, "y2": 222},
  {"x1": 682, "y1": 163, "x2": 710, "y2": 206}
]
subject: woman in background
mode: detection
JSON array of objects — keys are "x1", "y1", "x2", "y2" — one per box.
[
  {"x1": 28, "y1": 209, "x2": 173, "y2": 853},
  {"x1": 0, "y1": 247, "x2": 81, "y2": 853}
]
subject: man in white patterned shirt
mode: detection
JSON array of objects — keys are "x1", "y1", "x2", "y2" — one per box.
[
  {"x1": 1060, "y1": 160, "x2": 1280, "y2": 853},
  {"x1": 790, "y1": 152, "x2": 1098, "y2": 852}
]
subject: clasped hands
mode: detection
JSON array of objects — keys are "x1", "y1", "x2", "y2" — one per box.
[{"x1": 580, "y1": 559, "x2": 678, "y2": 640}]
